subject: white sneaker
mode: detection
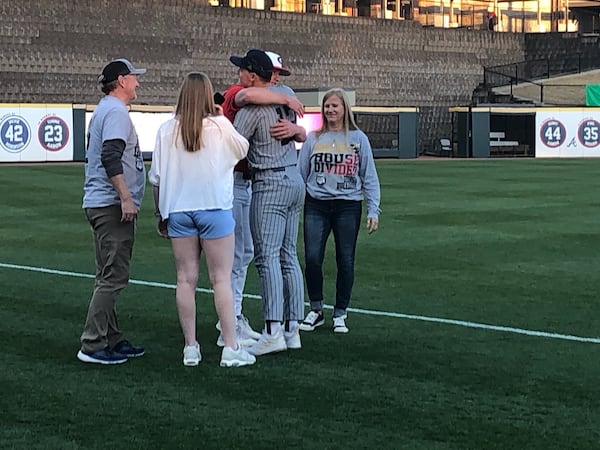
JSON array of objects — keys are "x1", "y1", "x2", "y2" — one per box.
[
  {"x1": 248, "y1": 327, "x2": 287, "y2": 356},
  {"x1": 216, "y1": 316, "x2": 260, "y2": 336},
  {"x1": 183, "y1": 343, "x2": 201, "y2": 366},
  {"x1": 333, "y1": 315, "x2": 349, "y2": 333},
  {"x1": 283, "y1": 327, "x2": 301, "y2": 350},
  {"x1": 216, "y1": 315, "x2": 260, "y2": 346},
  {"x1": 216, "y1": 333, "x2": 256, "y2": 348},
  {"x1": 220, "y1": 345, "x2": 256, "y2": 367},
  {"x1": 237, "y1": 315, "x2": 262, "y2": 340}
]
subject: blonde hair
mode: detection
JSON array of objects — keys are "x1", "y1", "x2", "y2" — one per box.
[
  {"x1": 316, "y1": 88, "x2": 359, "y2": 137},
  {"x1": 175, "y1": 72, "x2": 218, "y2": 152}
]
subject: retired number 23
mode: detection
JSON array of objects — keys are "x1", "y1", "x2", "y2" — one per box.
[{"x1": 44, "y1": 124, "x2": 63, "y2": 143}]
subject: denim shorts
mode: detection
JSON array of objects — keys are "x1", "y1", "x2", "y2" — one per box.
[{"x1": 167, "y1": 209, "x2": 235, "y2": 239}]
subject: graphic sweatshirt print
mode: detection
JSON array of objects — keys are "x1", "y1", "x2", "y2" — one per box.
[{"x1": 297, "y1": 129, "x2": 381, "y2": 219}]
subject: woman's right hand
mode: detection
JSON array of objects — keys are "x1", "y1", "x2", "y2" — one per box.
[
  {"x1": 366, "y1": 217, "x2": 378, "y2": 234},
  {"x1": 157, "y1": 218, "x2": 169, "y2": 238}
]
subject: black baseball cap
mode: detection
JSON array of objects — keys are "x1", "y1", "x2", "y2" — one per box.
[
  {"x1": 98, "y1": 58, "x2": 146, "y2": 84},
  {"x1": 229, "y1": 49, "x2": 273, "y2": 81}
]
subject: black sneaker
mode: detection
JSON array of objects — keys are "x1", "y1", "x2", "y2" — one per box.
[
  {"x1": 77, "y1": 348, "x2": 128, "y2": 365},
  {"x1": 113, "y1": 340, "x2": 145, "y2": 358},
  {"x1": 299, "y1": 310, "x2": 325, "y2": 331}
]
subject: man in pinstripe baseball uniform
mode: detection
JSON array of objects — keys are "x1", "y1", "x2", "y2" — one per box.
[
  {"x1": 218, "y1": 49, "x2": 305, "y2": 351},
  {"x1": 233, "y1": 51, "x2": 307, "y2": 356}
]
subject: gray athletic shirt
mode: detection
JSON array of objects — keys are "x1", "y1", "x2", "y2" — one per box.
[
  {"x1": 297, "y1": 130, "x2": 381, "y2": 219},
  {"x1": 82, "y1": 95, "x2": 146, "y2": 208},
  {"x1": 268, "y1": 84, "x2": 295, "y2": 96}
]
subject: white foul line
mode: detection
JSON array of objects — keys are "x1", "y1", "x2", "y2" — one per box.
[{"x1": 2, "y1": 262, "x2": 599, "y2": 344}]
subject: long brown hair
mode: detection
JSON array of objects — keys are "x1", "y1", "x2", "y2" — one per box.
[
  {"x1": 175, "y1": 72, "x2": 218, "y2": 152},
  {"x1": 316, "y1": 88, "x2": 359, "y2": 137}
]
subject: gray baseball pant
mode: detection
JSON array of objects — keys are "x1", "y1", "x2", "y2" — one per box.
[{"x1": 250, "y1": 166, "x2": 305, "y2": 322}]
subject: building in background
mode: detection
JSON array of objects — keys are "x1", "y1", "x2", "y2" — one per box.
[{"x1": 211, "y1": 0, "x2": 593, "y2": 33}]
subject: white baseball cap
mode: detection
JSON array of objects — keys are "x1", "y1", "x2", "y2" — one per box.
[{"x1": 265, "y1": 51, "x2": 291, "y2": 76}]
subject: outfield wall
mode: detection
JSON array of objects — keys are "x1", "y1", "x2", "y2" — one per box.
[
  {"x1": 0, "y1": 103, "x2": 419, "y2": 162},
  {"x1": 0, "y1": 103, "x2": 75, "y2": 162},
  {"x1": 4, "y1": 102, "x2": 600, "y2": 161},
  {"x1": 451, "y1": 106, "x2": 600, "y2": 158},
  {"x1": 0, "y1": 104, "x2": 174, "y2": 163}
]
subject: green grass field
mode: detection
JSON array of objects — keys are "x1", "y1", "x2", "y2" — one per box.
[{"x1": 1, "y1": 159, "x2": 600, "y2": 449}]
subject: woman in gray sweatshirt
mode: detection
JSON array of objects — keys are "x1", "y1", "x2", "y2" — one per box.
[{"x1": 297, "y1": 88, "x2": 381, "y2": 334}]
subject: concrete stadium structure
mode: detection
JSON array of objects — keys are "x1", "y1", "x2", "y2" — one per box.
[{"x1": 3, "y1": 0, "x2": 600, "y2": 153}]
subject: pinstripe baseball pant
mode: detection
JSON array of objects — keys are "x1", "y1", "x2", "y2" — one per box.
[{"x1": 250, "y1": 165, "x2": 305, "y2": 323}]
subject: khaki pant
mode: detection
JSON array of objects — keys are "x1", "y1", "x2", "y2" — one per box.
[{"x1": 80, "y1": 205, "x2": 135, "y2": 354}]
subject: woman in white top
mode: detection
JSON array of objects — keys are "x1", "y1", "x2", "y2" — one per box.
[{"x1": 148, "y1": 72, "x2": 254, "y2": 368}]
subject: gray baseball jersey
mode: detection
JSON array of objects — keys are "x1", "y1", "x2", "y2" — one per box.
[{"x1": 233, "y1": 104, "x2": 297, "y2": 170}]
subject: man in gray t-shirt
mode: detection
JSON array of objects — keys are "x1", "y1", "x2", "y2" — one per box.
[{"x1": 77, "y1": 58, "x2": 147, "y2": 365}]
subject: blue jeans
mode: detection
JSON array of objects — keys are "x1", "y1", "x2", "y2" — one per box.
[{"x1": 303, "y1": 195, "x2": 362, "y2": 318}]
